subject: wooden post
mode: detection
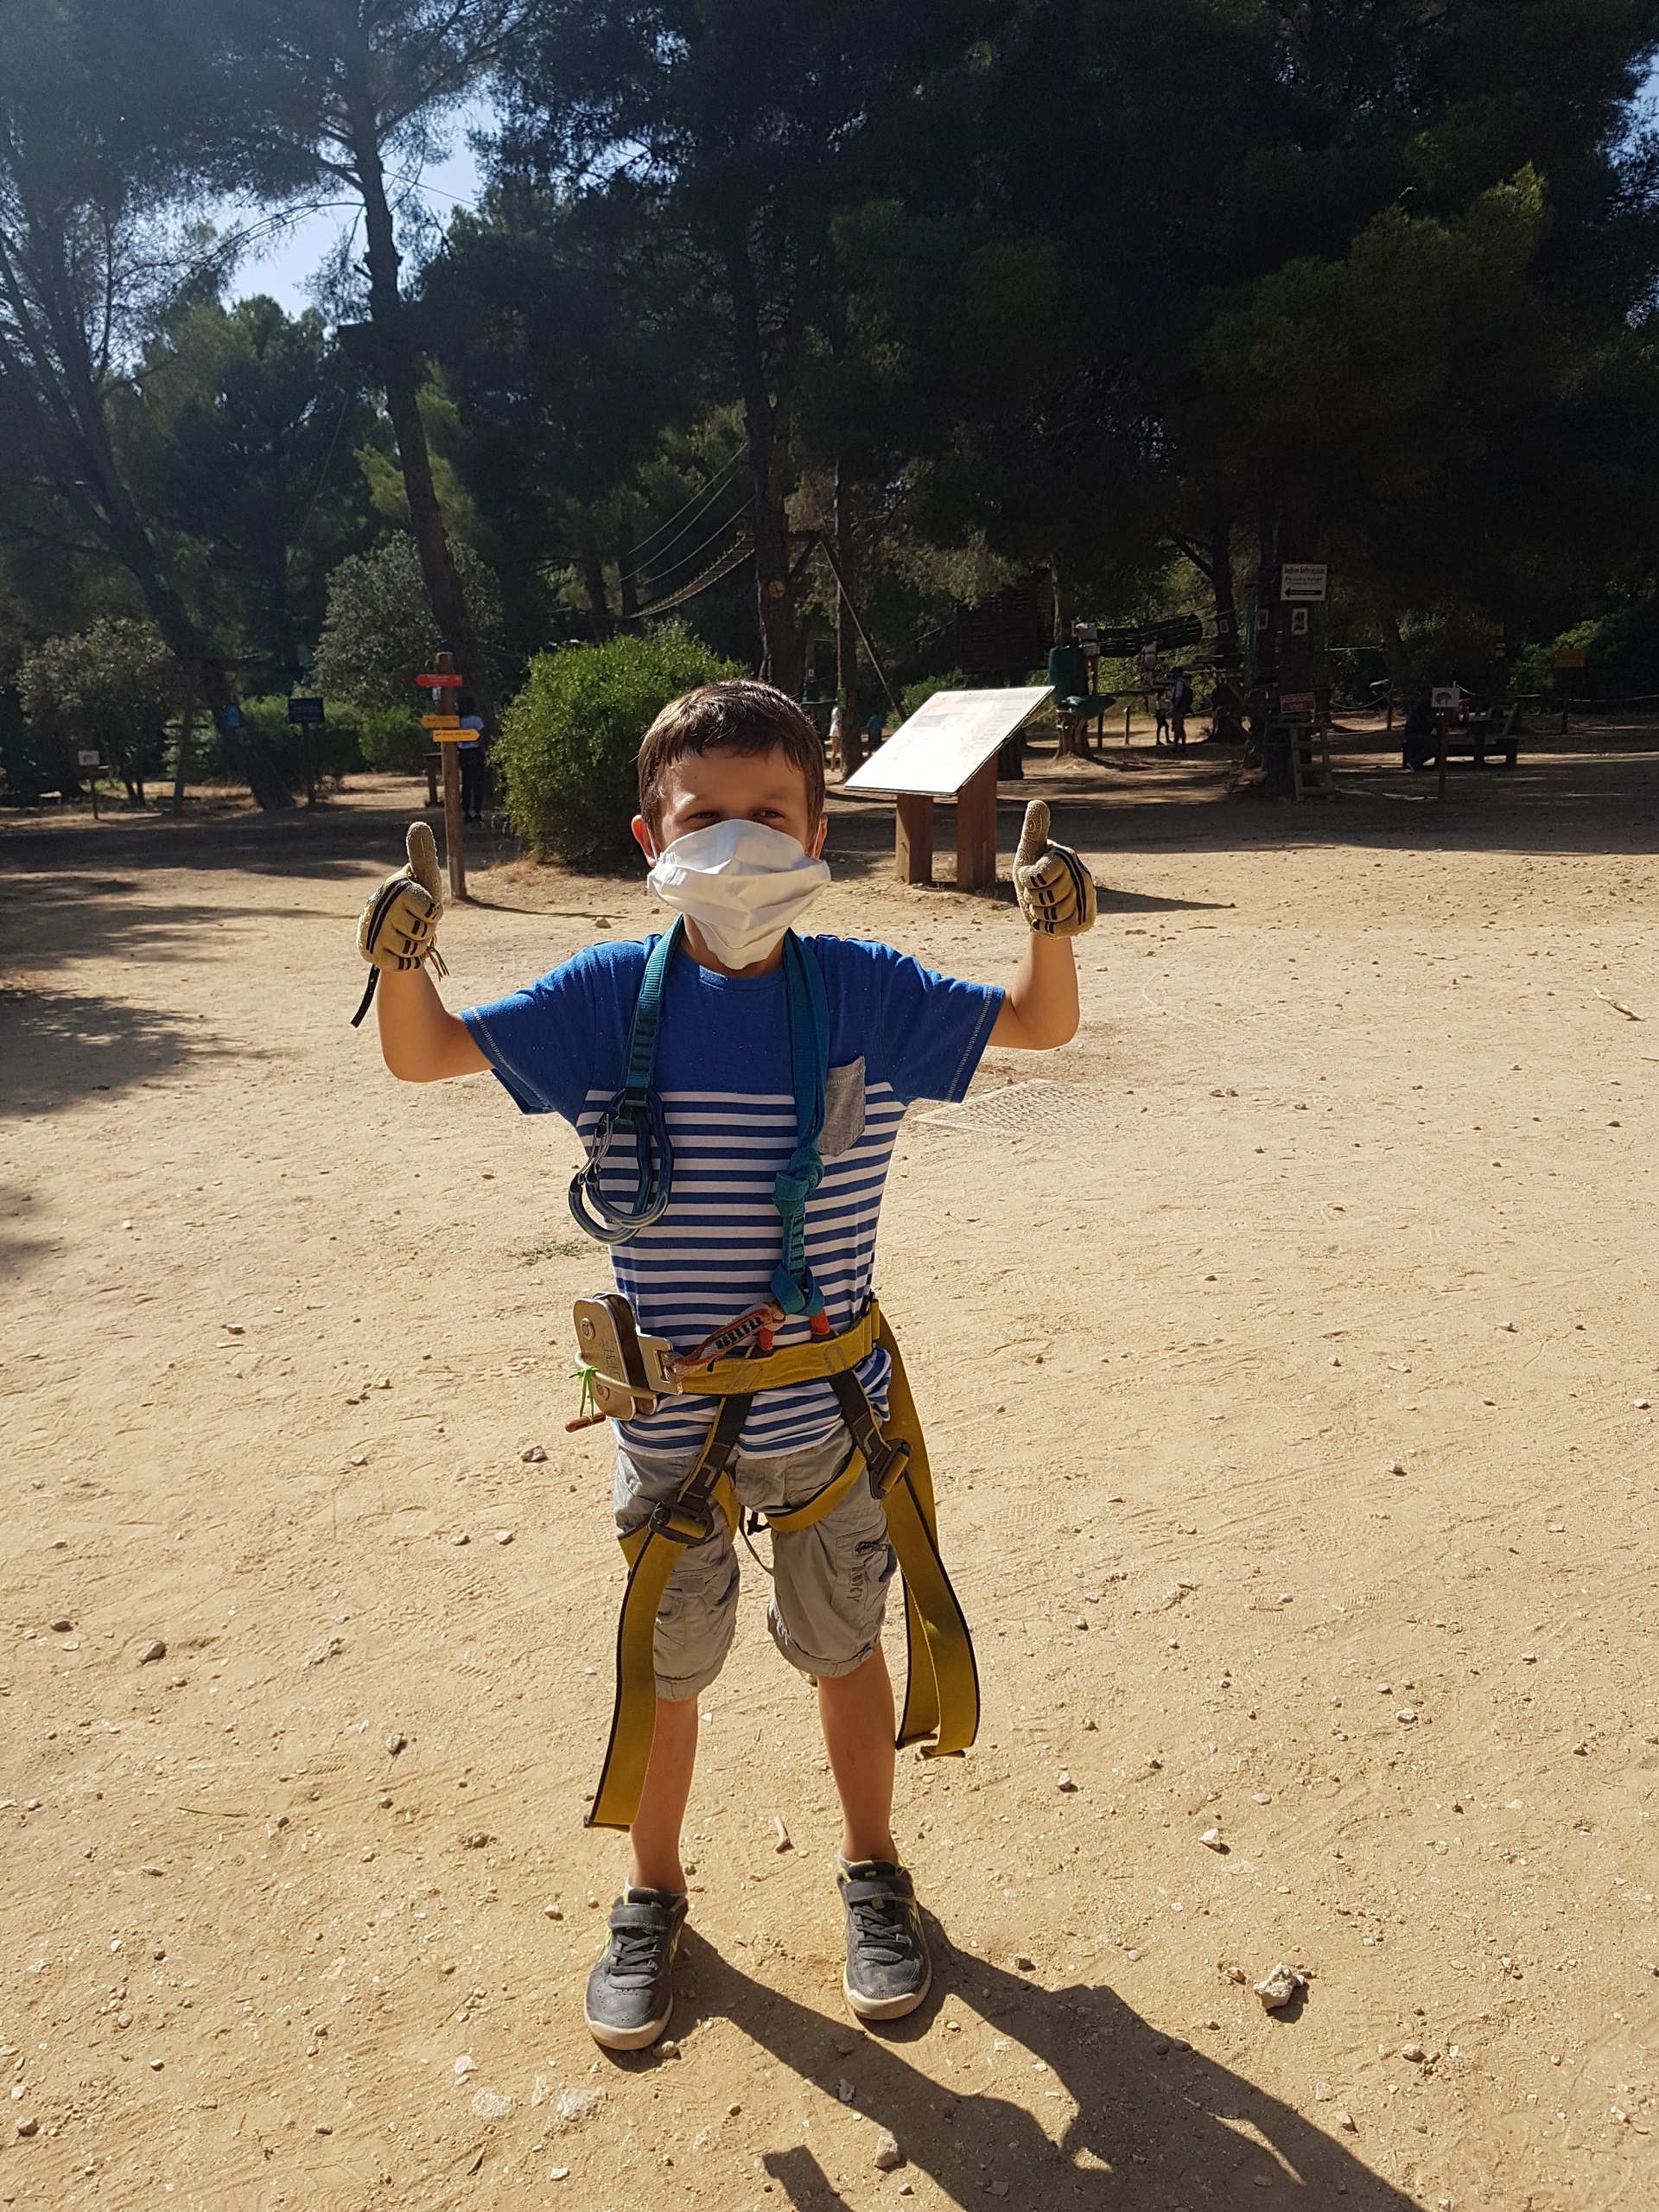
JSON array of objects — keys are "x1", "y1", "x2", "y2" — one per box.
[
  {"x1": 895, "y1": 792, "x2": 933, "y2": 885},
  {"x1": 171, "y1": 662, "x2": 199, "y2": 816},
  {"x1": 955, "y1": 756, "x2": 998, "y2": 893},
  {"x1": 442, "y1": 741, "x2": 467, "y2": 901},
  {"x1": 1435, "y1": 710, "x2": 1448, "y2": 802},
  {"x1": 420, "y1": 651, "x2": 467, "y2": 902}
]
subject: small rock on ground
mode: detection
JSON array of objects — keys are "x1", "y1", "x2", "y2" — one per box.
[{"x1": 1254, "y1": 1962, "x2": 1305, "y2": 2010}]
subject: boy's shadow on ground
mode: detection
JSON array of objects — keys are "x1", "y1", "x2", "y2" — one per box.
[{"x1": 658, "y1": 1930, "x2": 1419, "y2": 2209}]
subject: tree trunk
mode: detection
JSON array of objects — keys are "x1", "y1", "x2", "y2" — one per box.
[
  {"x1": 1048, "y1": 555, "x2": 1070, "y2": 645},
  {"x1": 617, "y1": 513, "x2": 639, "y2": 629},
  {"x1": 92, "y1": 470, "x2": 291, "y2": 810},
  {"x1": 1383, "y1": 606, "x2": 1403, "y2": 732},
  {"x1": 347, "y1": 83, "x2": 496, "y2": 733},
  {"x1": 1252, "y1": 510, "x2": 1280, "y2": 697},
  {"x1": 833, "y1": 462, "x2": 861, "y2": 776},
  {"x1": 577, "y1": 518, "x2": 613, "y2": 640},
  {"x1": 723, "y1": 227, "x2": 804, "y2": 690},
  {"x1": 1209, "y1": 520, "x2": 1240, "y2": 666}
]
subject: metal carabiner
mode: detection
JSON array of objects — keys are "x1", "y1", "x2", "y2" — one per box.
[{"x1": 567, "y1": 1087, "x2": 674, "y2": 1243}]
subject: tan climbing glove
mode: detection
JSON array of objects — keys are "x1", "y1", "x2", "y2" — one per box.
[
  {"x1": 1012, "y1": 800, "x2": 1096, "y2": 936},
  {"x1": 351, "y1": 822, "x2": 448, "y2": 1027}
]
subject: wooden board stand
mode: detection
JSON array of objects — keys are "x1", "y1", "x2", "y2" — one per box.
[
  {"x1": 893, "y1": 760, "x2": 998, "y2": 889},
  {"x1": 844, "y1": 687, "x2": 1049, "y2": 896}
]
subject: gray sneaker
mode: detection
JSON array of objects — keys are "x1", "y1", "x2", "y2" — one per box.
[
  {"x1": 837, "y1": 1858, "x2": 931, "y2": 2020},
  {"x1": 583, "y1": 1888, "x2": 687, "y2": 2050}
]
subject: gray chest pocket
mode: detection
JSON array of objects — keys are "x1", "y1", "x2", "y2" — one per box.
[{"x1": 820, "y1": 1058, "x2": 868, "y2": 1158}]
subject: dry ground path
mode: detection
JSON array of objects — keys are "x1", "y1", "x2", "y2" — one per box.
[{"x1": 2, "y1": 722, "x2": 1656, "y2": 2211}]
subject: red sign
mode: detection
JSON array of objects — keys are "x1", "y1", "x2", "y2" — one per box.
[
  {"x1": 1277, "y1": 692, "x2": 1316, "y2": 715},
  {"x1": 417, "y1": 672, "x2": 464, "y2": 689}
]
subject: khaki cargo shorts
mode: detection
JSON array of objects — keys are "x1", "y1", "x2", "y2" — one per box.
[{"x1": 613, "y1": 1428, "x2": 896, "y2": 1702}]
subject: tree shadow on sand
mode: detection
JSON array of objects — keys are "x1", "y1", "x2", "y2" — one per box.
[
  {"x1": 629, "y1": 1933, "x2": 1422, "y2": 2210},
  {"x1": 0, "y1": 977, "x2": 219, "y2": 1119}
]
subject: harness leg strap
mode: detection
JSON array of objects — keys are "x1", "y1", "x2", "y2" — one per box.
[
  {"x1": 586, "y1": 1393, "x2": 751, "y2": 1831},
  {"x1": 830, "y1": 1319, "x2": 980, "y2": 1760}
]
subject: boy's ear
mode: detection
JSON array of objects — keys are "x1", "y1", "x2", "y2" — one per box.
[
  {"x1": 631, "y1": 815, "x2": 658, "y2": 863},
  {"x1": 810, "y1": 814, "x2": 828, "y2": 859}
]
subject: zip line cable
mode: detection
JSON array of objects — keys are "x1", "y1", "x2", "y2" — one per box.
[
  {"x1": 629, "y1": 501, "x2": 752, "y2": 594},
  {"x1": 616, "y1": 459, "x2": 747, "y2": 587},
  {"x1": 632, "y1": 536, "x2": 754, "y2": 620},
  {"x1": 622, "y1": 448, "x2": 746, "y2": 569}
]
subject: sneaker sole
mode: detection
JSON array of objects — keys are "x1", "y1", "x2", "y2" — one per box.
[
  {"x1": 842, "y1": 1952, "x2": 932, "y2": 2021},
  {"x1": 583, "y1": 1993, "x2": 674, "y2": 2051}
]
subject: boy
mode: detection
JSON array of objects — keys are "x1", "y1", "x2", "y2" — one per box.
[{"x1": 358, "y1": 680, "x2": 1093, "y2": 2049}]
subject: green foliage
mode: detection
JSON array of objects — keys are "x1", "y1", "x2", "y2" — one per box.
[
  {"x1": 224, "y1": 695, "x2": 365, "y2": 793},
  {"x1": 312, "y1": 534, "x2": 504, "y2": 714},
  {"x1": 0, "y1": 687, "x2": 45, "y2": 803},
  {"x1": 899, "y1": 671, "x2": 966, "y2": 720},
  {"x1": 16, "y1": 619, "x2": 177, "y2": 800},
  {"x1": 120, "y1": 294, "x2": 383, "y2": 671},
  {"x1": 353, "y1": 706, "x2": 430, "y2": 773},
  {"x1": 497, "y1": 627, "x2": 740, "y2": 862}
]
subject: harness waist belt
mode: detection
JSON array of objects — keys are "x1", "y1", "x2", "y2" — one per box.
[{"x1": 582, "y1": 1301, "x2": 978, "y2": 1831}]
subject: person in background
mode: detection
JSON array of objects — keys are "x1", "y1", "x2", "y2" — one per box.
[
  {"x1": 828, "y1": 700, "x2": 844, "y2": 777},
  {"x1": 457, "y1": 693, "x2": 486, "y2": 823},
  {"x1": 1402, "y1": 692, "x2": 1436, "y2": 771},
  {"x1": 1167, "y1": 668, "x2": 1193, "y2": 747},
  {"x1": 865, "y1": 707, "x2": 886, "y2": 752}
]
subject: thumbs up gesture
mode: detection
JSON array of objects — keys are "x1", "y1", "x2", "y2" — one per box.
[
  {"x1": 1012, "y1": 801, "x2": 1096, "y2": 936},
  {"x1": 358, "y1": 821, "x2": 448, "y2": 973}
]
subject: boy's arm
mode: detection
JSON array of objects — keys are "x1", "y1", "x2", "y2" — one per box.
[
  {"x1": 988, "y1": 799, "x2": 1092, "y2": 1050},
  {"x1": 988, "y1": 931, "x2": 1079, "y2": 1049},
  {"x1": 375, "y1": 963, "x2": 488, "y2": 1082},
  {"x1": 353, "y1": 824, "x2": 489, "y2": 1082}
]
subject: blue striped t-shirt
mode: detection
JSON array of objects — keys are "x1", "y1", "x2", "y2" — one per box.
[{"x1": 463, "y1": 934, "x2": 1001, "y2": 1454}]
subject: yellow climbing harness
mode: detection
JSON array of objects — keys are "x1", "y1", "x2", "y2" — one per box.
[
  {"x1": 563, "y1": 919, "x2": 976, "y2": 1833},
  {"x1": 581, "y1": 1296, "x2": 979, "y2": 1833}
]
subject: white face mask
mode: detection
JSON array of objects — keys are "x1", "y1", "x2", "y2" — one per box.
[{"x1": 646, "y1": 817, "x2": 830, "y2": 969}]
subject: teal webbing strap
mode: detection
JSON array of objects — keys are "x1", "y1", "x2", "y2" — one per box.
[
  {"x1": 565, "y1": 923, "x2": 831, "y2": 1313},
  {"x1": 769, "y1": 933, "x2": 828, "y2": 1318}
]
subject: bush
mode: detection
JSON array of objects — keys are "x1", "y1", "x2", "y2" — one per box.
[
  {"x1": 16, "y1": 619, "x2": 177, "y2": 801},
  {"x1": 189, "y1": 695, "x2": 366, "y2": 794},
  {"x1": 899, "y1": 670, "x2": 966, "y2": 721},
  {"x1": 313, "y1": 533, "x2": 505, "y2": 712},
  {"x1": 353, "y1": 705, "x2": 430, "y2": 772},
  {"x1": 497, "y1": 627, "x2": 741, "y2": 861}
]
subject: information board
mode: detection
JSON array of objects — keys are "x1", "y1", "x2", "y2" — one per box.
[
  {"x1": 842, "y1": 687, "x2": 1052, "y2": 798},
  {"x1": 1280, "y1": 563, "x2": 1329, "y2": 602}
]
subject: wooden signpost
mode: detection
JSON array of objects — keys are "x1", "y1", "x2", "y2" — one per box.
[
  {"x1": 417, "y1": 653, "x2": 467, "y2": 901},
  {"x1": 842, "y1": 687, "x2": 1052, "y2": 891}
]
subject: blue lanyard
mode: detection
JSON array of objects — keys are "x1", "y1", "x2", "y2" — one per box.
[{"x1": 567, "y1": 920, "x2": 830, "y2": 1320}]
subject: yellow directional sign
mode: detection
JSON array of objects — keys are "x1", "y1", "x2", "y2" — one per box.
[{"x1": 421, "y1": 714, "x2": 463, "y2": 734}]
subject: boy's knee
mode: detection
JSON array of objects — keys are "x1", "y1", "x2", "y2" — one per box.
[
  {"x1": 768, "y1": 1498, "x2": 893, "y2": 1681},
  {"x1": 651, "y1": 1535, "x2": 740, "y2": 1702}
]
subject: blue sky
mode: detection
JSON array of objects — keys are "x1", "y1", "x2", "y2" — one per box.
[{"x1": 224, "y1": 110, "x2": 489, "y2": 313}]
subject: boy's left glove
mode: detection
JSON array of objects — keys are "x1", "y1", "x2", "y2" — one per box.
[
  {"x1": 350, "y1": 820, "x2": 448, "y2": 1027},
  {"x1": 1013, "y1": 800, "x2": 1096, "y2": 936}
]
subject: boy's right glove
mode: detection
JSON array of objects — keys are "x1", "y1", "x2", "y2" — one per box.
[
  {"x1": 350, "y1": 821, "x2": 448, "y2": 1027},
  {"x1": 1013, "y1": 800, "x2": 1096, "y2": 936}
]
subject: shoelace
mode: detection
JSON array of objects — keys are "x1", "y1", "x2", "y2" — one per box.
[
  {"x1": 607, "y1": 1921, "x2": 671, "y2": 1985},
  {"x1": 844, "y1": 1890, "x2": 916, "y2": 1967}
]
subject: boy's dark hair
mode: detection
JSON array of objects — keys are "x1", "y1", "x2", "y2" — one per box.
[{"x1": 637, "y1": 679, "x2": 825, "y2": 834}]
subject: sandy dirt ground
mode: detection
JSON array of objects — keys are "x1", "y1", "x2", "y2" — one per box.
[{"x1": 3, "y1": 721, "x2": 1658, "y2": 2212}]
